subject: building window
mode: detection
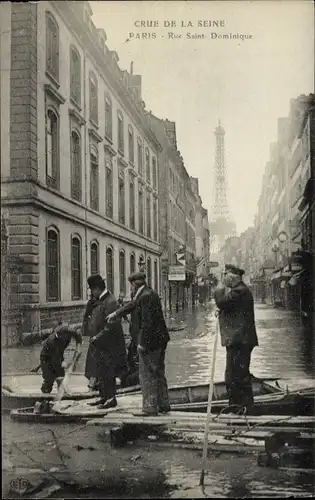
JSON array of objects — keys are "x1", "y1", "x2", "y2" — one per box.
[
  {"x1": 118, "y1": 111, "x2": 124, "y2": 153},
  {"x1": 71, "y1": 130, "x2": 81, "y2": 202},
  {"x1": 147, "y1": 257, "x2": 152, "y2": 287},
  {"x1": 90, "y1": 241, "x2": 99, "y2": 275},
  {"x1": 71, "y1": 236, "x2": 82, "y2": 300},
  {"x1": 70, "y1": 46, "x2": 81, "y2": 106},
  {"x1": 90, "y1": 149, "x2": 99, "y2": 211},
  {"x1": 137, "y1": 139, "x2": 143, "y2": 175},
  {"x1": 139, "y1": 190, "x2": 144, "y2": 234},
  {"x1": 130, "y1": 181, "x2": 135, "y2": 230},
  {"x1": 46, "y1": 228, "x2": 60, "y2": 301},
  {"x1": 119, "y1": 250, "x2": 126, "y2": 295},
  {"x1": 89, "y1": 72, "x2": 98, "y2": 125},
  {"x1": 106, "y1": 247, "x2": 114, "y2": 293},
  {"x1": 128, "y1": 126, "x2": 134, "y2": 163},
  {"x1": 130, "y1": 253, "x2": 136, "y2": 275},
  {"x1": 152, "y1": 157, "x2": 157, "y2": 189},
  {"x1": 146, "y1": 194, "x2": 151, "y2": 238},
  {"x1": 153, "y1": 198, "x2": 158, "y2": 241},
  {"x1": 105, "y1": 95, "x2": 112, "y2": 140},
  {"x1": 145, "y1": 148, "x2": 150, "y2": 183},
  {"x1": 46, "y1": 109, "x2": 59, "y2": 189},
  {"x1": 118, "y1": 174, "x2": 125, "y2": 224},
  {"x1": 105, "y1": 161, "x2": 113, "y2": 218},
  {"x1": 46, "y1": 12, "x2": 59, "y2": 81},
  {"x1": 154, "y1": 259, "x2": 158, "y2": 292}
]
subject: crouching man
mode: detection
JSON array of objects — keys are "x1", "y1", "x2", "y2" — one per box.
[{"x1": 39, "y1": 322, "x2": 82, "y2": 394}]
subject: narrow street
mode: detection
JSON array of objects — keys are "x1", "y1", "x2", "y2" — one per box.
[
  {"x1": 3, "y1": 302, "x2": 314, "y2": 383},
  {"x1": 2, "y1": 302, "x2": 314, "y2": 498}
]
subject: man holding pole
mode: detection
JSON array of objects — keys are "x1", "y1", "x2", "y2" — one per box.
[{"x1": 214, "y1": 264, "x2": 258, "y2": 414}]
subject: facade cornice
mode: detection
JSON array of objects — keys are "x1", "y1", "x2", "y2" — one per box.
[
  {"x1": 69, "y1": 108, "x2": 86, "y2": 127},
  {"x1": 2, "y1": 194, "x2": 162, "y2": 255},
  {"x1": 44, "y1": 83, "x2": 65, "y2": 105}
]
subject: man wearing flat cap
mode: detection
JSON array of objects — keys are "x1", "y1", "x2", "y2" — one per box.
[
  {"x1": 84, "y1": 274, "x2": 127, "y2": 409},
  {"x1": 107, "y1": 271, "x2": 171, "y2": 416},
  {"x1": 214, "y1": 264, "x2": 258, "y2": 414}
]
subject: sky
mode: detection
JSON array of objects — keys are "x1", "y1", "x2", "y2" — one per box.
[{"x1": 90, "y1": 0, "x2": 314, "y2": 234}]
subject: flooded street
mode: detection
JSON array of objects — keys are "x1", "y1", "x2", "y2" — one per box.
[{"x1": 2, "y1": 302, "x2": 315, "y2": 498}]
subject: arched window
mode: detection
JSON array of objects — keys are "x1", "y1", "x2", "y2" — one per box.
[
  {"x1": 90, "y1": 241, "x2": 99, "y2": 275},
  {"x1": 70, "y1": 46, "x2": 81, "y2": 106},
  {"x1": 145, "y1": 148, "x2": 150, "y2": 182},
  {"x1": 71, "y1": 236, "x2": 82, "y2": 300},
  {"x1": 46, "y1": 228, "x2": 60, "y2": 301},
  {"x1": 129, "y1": 180, "x2": 135, "y2": 230},
  {"x1": 118, "y1": 173, "x2": 125, "y2": 225},
  {"x1": 154, "y1": 259, "x2": 158, "y2": 292},
  {"x1": 89, "y1": 72, "x2": 98, "y2": 124},
  {"x1": 105, "y1": 94, "x2": 112, "y2": 140},
  {"x1": 105, "y1": 155, "x2": 113, "y2": 218},
  {"x1": 147, "y1": 257, "x2": 152, "y2": 287},
  {"x1": 71, "y1": 130, "x2": 81, "y2": 201},
  {"x1": 139, "y1": 254, "x2": 145, "y2": 272},
  {"x1": 106, "y1": 247, "x2": 114, "y2": 293},
  {"x1": 146, "y1": 194, "x2": 151, "y2": 238},
  {"x1": 117, "y1": 111, "x2": 124, "y2": 153},
  {"x1": 152, "y1": 157, "x2": 157, "y2": 189},
  {"x1": 128, "y1": 125, "x2": 134, "y2": 163},
  {"x1": 153, "y1": 198, "x2": 158, "y2": 241},
  {"x1": 137, "y1": 138, "x2": 143, "y2": 175},
  {"x1": 130, "y1": 253, "x2": 136, "y2": 275},
  {"x1": 46, "y1": 12, "x2": 59, "y2": 81},
  {"x1": 138, "y1": 190, "x2": 144, "y2": 235},
  {"x1": 119, "y1": 250, "x2": 126, "y2": 295},
  {"x1": 46, "y1": 108, "x2": 59, "y2": 189},
  {"x1": 90, "y1": 146, "x2": 99, "y2": 211}
]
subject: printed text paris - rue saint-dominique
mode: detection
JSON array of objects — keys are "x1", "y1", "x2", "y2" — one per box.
[{"x1": 129, "y1": 20, "x2": 253, "y2": 41}]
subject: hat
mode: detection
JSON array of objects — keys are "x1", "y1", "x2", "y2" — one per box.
[
  {"x1": 87, "y1": 274, "x2": 105, "y2": 289},
  {"x1": 225, "y1": 264, "x2": 245, "y2": 277},
  {"x1": 128, "y1": 271, "x2": 146, "y2": 283}
]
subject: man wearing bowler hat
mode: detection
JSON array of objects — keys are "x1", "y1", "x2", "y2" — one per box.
[
  {"x1": 214, "y1": 264, "x2": 258, "y2": 414},
  {"x1": 107, "y1": 271, "x2": 171, "y2": 416},
  {"x1": 85, "y1": 274, "x2": 127, "y2": 409}
]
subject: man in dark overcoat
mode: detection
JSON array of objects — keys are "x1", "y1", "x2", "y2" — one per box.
[
  {"x1": 107, "y1": 272, "x2": 171, "y2": 416},
  {"x1": 83, "y1": 293, "x2": 99, "y2": 390},
  {"x1": 214, "y1": 264, "x2": 258, "y2": 414},
  {"x1": 85, "y1": 274, "x2": 127, "y2": 409}
]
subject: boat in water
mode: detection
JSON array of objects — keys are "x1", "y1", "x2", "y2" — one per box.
[
  {"x1": 9, "y1": 377, "x2": 315, "y2": 423},
  {"x1": 2, "y1": 372, "x2": 140, "y2": 412}
]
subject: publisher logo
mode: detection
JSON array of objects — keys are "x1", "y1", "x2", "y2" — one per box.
[{"x1": 9, "y1": 477, "x2": 30, "y2": 495}]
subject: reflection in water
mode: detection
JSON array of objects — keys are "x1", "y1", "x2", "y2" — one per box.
[{"x1": 166, "y1": 304, "x2": 314, "y2": 387}]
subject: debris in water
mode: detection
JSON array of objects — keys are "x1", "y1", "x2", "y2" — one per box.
[{"x1": 130, "y1": 454, "x2": 141, "y2": 462}]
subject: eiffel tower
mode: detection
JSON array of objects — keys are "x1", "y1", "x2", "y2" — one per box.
[{"x1": 210, "y1": 121, "x2": 236, "y2": 271}]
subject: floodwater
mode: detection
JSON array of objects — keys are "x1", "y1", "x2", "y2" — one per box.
[{"x1": 3, "y1": 302, "x2": 315, "y2": 498}]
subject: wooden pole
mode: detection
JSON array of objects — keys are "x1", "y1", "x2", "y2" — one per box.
[{"x1": 199, "y1": 313, "x2": 220, "y2": 486}]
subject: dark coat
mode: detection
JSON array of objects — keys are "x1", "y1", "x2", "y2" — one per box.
[
  {"x1": 214, "y1": 282, "x2": 258, "y2": 348},
  {"x1": 134, "y1": 286, "x2": 170, "y2": 351},
  {"x1": 40, "y1": 327, "x2": 82, "y2": 366},
  {"x1": 84, "y1": 291, "x2": 127, "y2": 378}
]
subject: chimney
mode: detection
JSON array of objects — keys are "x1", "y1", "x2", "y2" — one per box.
[{"x1": 130, "y1": 61, "x2": 134, "y2": 75}]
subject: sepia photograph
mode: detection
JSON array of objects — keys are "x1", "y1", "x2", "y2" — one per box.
[{"x1": 1, "y1": 0, "x2": 314, "y2": 497}]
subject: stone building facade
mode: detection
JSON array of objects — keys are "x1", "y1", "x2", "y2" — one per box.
[
  {"x1": 146, "y1": 115, "x2": 199, "y2": 310},
  {"x1": 1, "y1": 1, "x2": 161, "y2": 342},
  {"x1": 242, "y1": 94, "x2": 314, "y2": 318}
]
